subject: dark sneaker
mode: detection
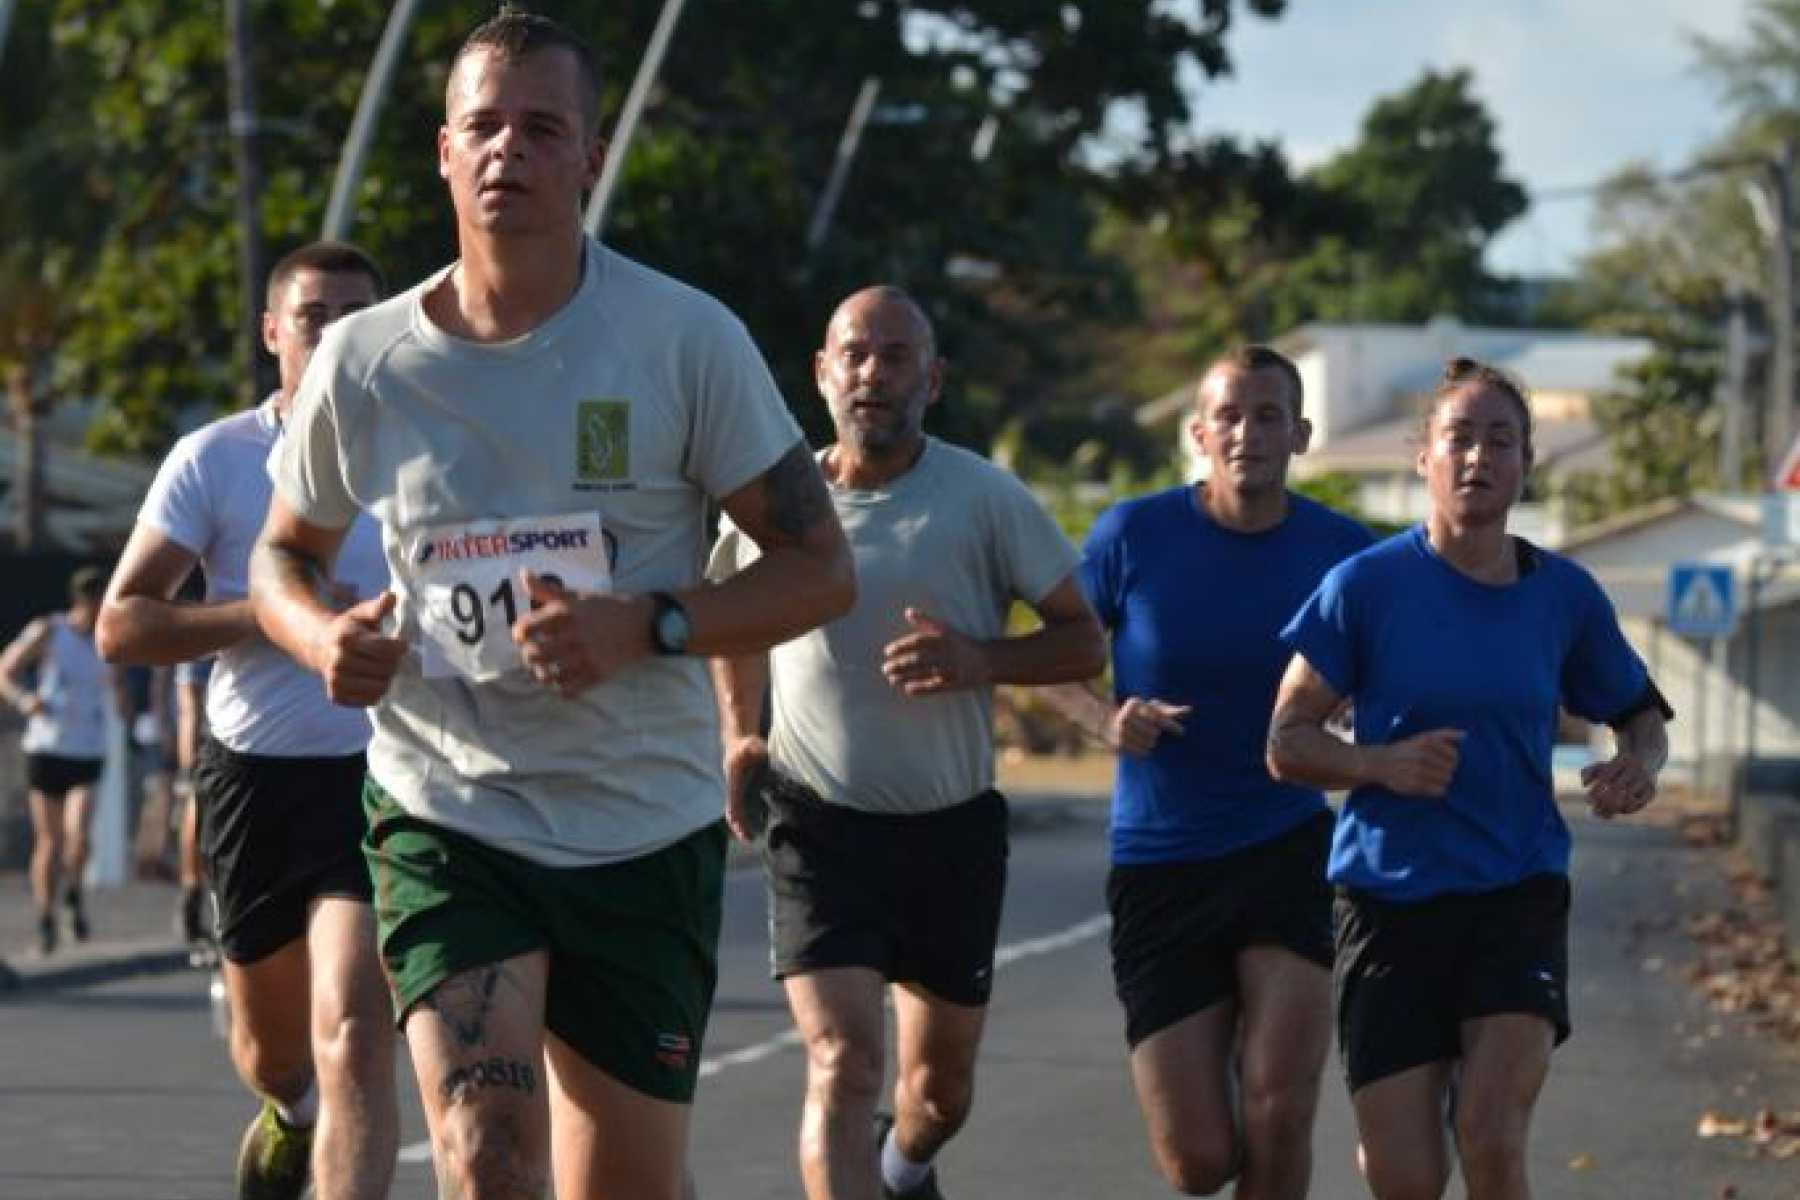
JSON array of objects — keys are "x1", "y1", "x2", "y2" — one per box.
[
  {"x1": 64, "y1": 888, "x2": 89, "y2": 942},
  {"x1": 176, "y1": 885, "x2": 206, "y2": 943},
  {"x1": 235, "y1": 1101, "x2": 313, "y2": 1200},
  {"x1": 874, "y1": 1112, "x2": 947, "y2": 1200},
  {"x1": 36, "y1": 912, "x2": 56, "y2": 956}
]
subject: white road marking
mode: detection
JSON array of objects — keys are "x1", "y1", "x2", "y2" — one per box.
[{"x1": 397, "y1": 911, "x2": 1110, "y2": 1165}]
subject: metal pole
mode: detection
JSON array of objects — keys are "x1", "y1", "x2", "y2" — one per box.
[
  {"x1": 1746, "y1": 561, "x2": 1761, "y2": 765},
  {"x1": 1716, "y1": 632, "x2": 1734, "y2": 793},
  {"x1": 804, "y1": 76, "x2": 882, "y2": 256},
  {"x1": 322, "y1": 0, "x2": 423, "y2": 241},
  {"x1": 0, "y1": 0, "x2": 17, "y2": 71},
  {"x1": 1695, "y1": 636, "x2": 1710, "y2": 795},
  {"x1": 5, "y1": 363, "x2": 42, "y2": 551},
  {"x1": 1765, "y1": 141, "x2": 1796, "y2": 482},
  {"x1": 225, "y1": 0, "x2": 271, "y2": 403},
  {"x1": 583, "y1": 0, "x2": 689, "y2": 240}
]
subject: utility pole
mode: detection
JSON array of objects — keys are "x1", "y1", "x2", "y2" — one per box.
[
  {"x1": 5, "y1": 362, "x2": 43, "y2": 551},
  {"x1": 225, "y1": 0, "x2": 271, "y2": 404},
  {"x1": 805, "y1": 76, "x2": 882, "y2": 257},
  {"x1": 0, "y1": 0, "x2": 17, "y2": 71},
  {"x1": 584, "y1": 0, "x2": 689, "y2": 240},
  {"x1": 1764, "y1": 139, "x2": 1796, "y2": 483},
  {"x1": 1719, "y1": 288, "x2": 1751, "y2": 490},
  {"x1": 323, "y1": 0, "x2": 423, "y2": 242}
]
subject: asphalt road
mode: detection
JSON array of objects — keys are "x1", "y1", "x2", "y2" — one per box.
[{"x1": 2, "y1": 804, "x2": 1797, "y2": 1199}]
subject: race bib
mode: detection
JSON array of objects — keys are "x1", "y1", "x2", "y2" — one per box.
[{"x1": 404, "y1": 511, "x2": 612, "y2": 681}]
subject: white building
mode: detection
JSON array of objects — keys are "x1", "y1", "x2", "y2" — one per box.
[
  {"x1": 0, "y1": 426, "x2": 155, "y2": 553},
  {"x1": 1138, "y1": 318, "x2": 1653, "y2": 544},
  {"x1": 0, "y1": 395, "x2": 161, "y2": 554},
  {"x1": 1558, "y1": 493, "x2": 1800, "y2": 783}
]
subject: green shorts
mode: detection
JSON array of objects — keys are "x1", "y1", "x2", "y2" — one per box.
[{"x1": 362, "y1": 778, "x2": 726, "y2": 1103}]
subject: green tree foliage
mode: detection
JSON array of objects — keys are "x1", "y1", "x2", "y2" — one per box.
[
  {"x1": 1691, "y1": 0, "x2": 1800, "y2": 144},
  {"x1": 1546, "y1": 0, "x2": 1799, "y2": 524},
  {"x1": 1305, "y1": 68, "x2": 1527, "y2": 324},
  {"x1": 1559, "y1": 325, "x2": 1724, "y2": 527},
  {"x1": 1106, "y1": 68, "x2": 1524, "y2": 343},
  {"x1": 0, "y1": 3, "x2": 98, "y2": 399},
  {"x1": 1081, "y1": 68, "x2": 1527, "y2": 476},
  {"x1": 4, "y1": 0, "x2": 1286, "y2": 460}
]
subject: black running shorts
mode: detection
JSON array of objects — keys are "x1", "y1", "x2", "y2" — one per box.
[
  {"x1": 195, "y1": 738, "x2": 372, "y2": 965},
  {"x1": 1334, "y1": 872, "x2": 1572, "y2": 1093},
  {"x1": 26, "y1": 753, "x2": 104, "y2": 798},
  {"x1": 762, "y1": 774, "x2": 1008, "y2": 1007},
  {"x1": 1107, "y1": 809, "x2": 1334, "y2": 1048}
]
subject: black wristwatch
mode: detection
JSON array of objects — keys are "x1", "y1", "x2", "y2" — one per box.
[{"x1": 650, "y1": 591, "x2": 692, "y2": 656}]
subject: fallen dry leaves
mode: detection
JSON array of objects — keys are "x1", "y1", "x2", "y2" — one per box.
[
  {"x1": 1694, "y1": 1107, "x2": 1800, "y2": 1160},
  {"x1": 1679, "y1": 812, "x2": 1733, "y2": 848},
  {"x1": 1676, "y1": 840, "x2": 1800, "y2": 1162},
  {"x1": 1680, "y1": 860, "x2": 1800, "y2": 1042}
]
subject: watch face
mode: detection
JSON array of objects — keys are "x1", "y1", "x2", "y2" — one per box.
[{"x1": 656, "y1": 600, "x2": 691, "y2": 653}]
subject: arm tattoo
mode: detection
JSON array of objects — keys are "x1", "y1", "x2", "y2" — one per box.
[
  {"x1": 761, "y1": 442, "x2": 833, "y2": 539},
  {"x1": 249, "y1": 539, "x2": 327, "y2": 596}
]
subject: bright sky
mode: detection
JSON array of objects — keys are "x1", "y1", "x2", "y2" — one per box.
[{"x1": 1175, "y1": 0, "x2": 1755, "y2": 278}]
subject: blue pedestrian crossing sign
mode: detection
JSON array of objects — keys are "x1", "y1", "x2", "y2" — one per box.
[{"x1": 1667, "y1": 563, "x2": 1737, "y2": 637}]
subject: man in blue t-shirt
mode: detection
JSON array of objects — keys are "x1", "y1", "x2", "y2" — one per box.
[{"x1": 1048, "y1": 345, "x2": 1370, "y2": 1199}]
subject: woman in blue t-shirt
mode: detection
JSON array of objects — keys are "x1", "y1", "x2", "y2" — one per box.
[{"x1": 1267, "y1": 358, "x2": 1671, "y2": 1200}]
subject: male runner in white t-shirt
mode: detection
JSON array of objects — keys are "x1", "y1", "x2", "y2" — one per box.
[
  {"x1": 98, "y1": 240, "x2": 394, "y2": 1200},
  {"x1": 249, "y1": 10, "x2": 854, "y2": 1200}
]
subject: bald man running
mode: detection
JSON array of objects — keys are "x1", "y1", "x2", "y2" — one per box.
[{"x1": 710, "y1": 286, "x2": 1104, "y2": 1200}]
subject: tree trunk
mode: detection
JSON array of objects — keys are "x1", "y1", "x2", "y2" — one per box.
[
  {"x1": 6, "y1": 362, "x2": 44, "y2": 552},
  {"x1": 225, "y1": 0, "x2": 271, "y2": 403}
]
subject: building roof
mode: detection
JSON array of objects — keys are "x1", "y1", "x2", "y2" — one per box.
[
  {"x1": 1555, "y1": 493, "x2": 1795, "y2": 619},
  {"x1": 1297, "y1": 413, "x2": 1610, "y2": 478},
  {"x1": 1556, "y1": 493, "x2": 1760, "y2": 554},
  {"x1": 1491, "y1": 337, "x2": 1650, "y2": 395},
  {"x1": 1144, "y1": 321, "x2": 1651, "y2": 433},
  {"x1": 0, "y1": 427, "x2": 156, "y2": 553},
  {"x1": 1136, "y1": 382, "x2": 1192, "y2": 430}
]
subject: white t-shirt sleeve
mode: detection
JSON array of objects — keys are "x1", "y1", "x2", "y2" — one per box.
[
  {"x1": 269, "y1": 330, "x2": 364, "y2": 531},
  {"x1": 138, "y1": 435, "x2": 213, "y2": 556},
  {"x1": 988, "y1": 469, "x2": 1081, "y2": 606},
  {"x1": 682, "y1": 311, "x2": 805, "y2": 501}
]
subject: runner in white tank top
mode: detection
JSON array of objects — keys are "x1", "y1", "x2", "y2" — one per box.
[{"x1": 0, "y1": 567, "x2": 123, "y2": 954}]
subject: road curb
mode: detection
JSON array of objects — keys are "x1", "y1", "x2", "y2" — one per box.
[
  {"x1": 0, "y1": 941, "x2": 193, "y2": 997},
  {"x1": 1006, "y1": 794, "x2": 1088, "y2": 833},
  {"x1": 0, "y1": 796, "x2": 1102, "y2": 995}
]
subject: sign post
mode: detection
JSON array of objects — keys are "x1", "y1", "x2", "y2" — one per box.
[{"x1": 1667, "y1": 563, "x2": 1739, "y2": 795}]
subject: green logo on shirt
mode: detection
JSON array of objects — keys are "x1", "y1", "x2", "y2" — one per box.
[{"x1": 577, "y1": 400, "x2": 629, "y2": 481}]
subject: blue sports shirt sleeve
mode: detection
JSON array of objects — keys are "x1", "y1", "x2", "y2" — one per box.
[
  {"x1": 1559, "y1": 566, "x2": 1652, "y2": 723},
  {"x1": 1278, "y1": 560, "x2": 1359, "y2": 699}
]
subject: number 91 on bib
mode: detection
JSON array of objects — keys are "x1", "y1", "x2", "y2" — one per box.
[{"x1": 406, "y1": 512, "x2": 612, "y2": 681}]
